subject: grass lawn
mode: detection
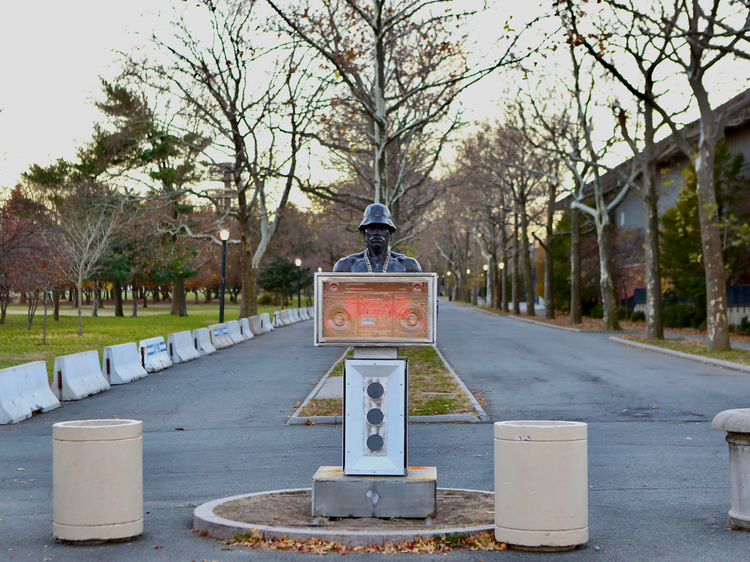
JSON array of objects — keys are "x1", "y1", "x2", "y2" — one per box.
[
  {"x1": 622, "y1": 335, "x2": 750, "y2": 366},
  {"x1": 297, "y1": 346, "x2": 475, "y2": 418},
  {"x1": 0, "y1": 303, "x2": 280, "y2": 379}
]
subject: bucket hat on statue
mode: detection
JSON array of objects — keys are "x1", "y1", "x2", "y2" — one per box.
[{"x1": 359, "y1": 203, "x2": 396, "y2": 232}]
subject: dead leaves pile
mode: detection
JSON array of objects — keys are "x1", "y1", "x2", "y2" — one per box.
[{"x1": 228, "y1": 531, "x2": 507, "y2": 554}]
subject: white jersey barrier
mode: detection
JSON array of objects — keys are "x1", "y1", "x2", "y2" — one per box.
[
  {"x1": 280, "y1": 310, "x2": 292, "y2": 326},
  {"x1": 53, "y1": 351, "x2": 110, "y2": 401},
  {"x1": 260, "y1": 312, "x2": 274, "y2": 332},
  {"x1": 226, "y1": 320, "x2": 246, "y2": 344},
  {"x1": 209, "y1": 323, "x2": 234, "y2": 349},
  {"x1": 167, "y1": 331, "x2": 200, "y2": 364},
  {"x1": 248, "y1": 316, "x2": 264, "y2": 336},
  {"x1": 272, "y1": 311, "x2": 282, "y2": 327},
  {"x1": 193, "y1": 328, "x2": 216, "y2": 356},
  {"x1": 239, "y1": 318, "x2": 255, "y2": 341},
  {"x1": 292, "y1": 309, "x2": 302, "y2": 322},
  {"x1": 139, "y1": 337, "x2": 172, "y2": 373},
  {"x1": 300, "y1": 307, "x2": 311, "y2": 320},
  {"x1": 0, "y1": 361, "x2": 60, "y2": 424},
  {"x1": 102, "y1": 343, "x2": 148, "y2": 385}
]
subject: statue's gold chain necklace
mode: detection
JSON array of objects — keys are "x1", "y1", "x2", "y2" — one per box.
[{"x1": 365, "y1": 251, "x2": 390, "y2": 273}]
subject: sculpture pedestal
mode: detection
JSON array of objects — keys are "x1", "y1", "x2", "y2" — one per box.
[{"x1": 312, "y1": 466, "x2": 436, "y2": 518}]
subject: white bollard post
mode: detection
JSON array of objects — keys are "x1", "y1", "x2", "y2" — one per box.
[
  {"x1": 494, "y1": 420, "x2": 588, "y2": 550},
  {"x1": 53, "y1": 419, "x2": 143, "y2": 542}
]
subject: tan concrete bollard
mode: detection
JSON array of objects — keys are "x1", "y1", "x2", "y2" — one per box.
[
  {"x1": 53, "y1": 419, "x2": 143, "y2": 542},
  {"x1": 494, "y1": 420, "x2": 588, "y2": 550}
]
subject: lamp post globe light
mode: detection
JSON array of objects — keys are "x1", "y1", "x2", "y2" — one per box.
[
  {"x1": 219, "y1": 228, "x2": 229, "y2": 323},
  {"x1": 295, "y1": 258, "x2": 302, "y2": 308}
]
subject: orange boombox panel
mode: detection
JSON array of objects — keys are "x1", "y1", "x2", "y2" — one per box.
[{"x1": 314, "y1": 273, "x2": 438, "y2": 346}]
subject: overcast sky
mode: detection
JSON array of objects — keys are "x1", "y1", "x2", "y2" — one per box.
[{"x1": 1, "y1": 1, "x2": 747, "y2": 195}]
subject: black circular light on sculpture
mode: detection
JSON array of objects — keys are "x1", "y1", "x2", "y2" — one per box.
[
  {"x1": 367, "y1": 408, "x2": 384, "y2": 425},
  {"x1": 367, "y1": 382, "x2": 384, "y2": 400},
  {"x1": 367, "y1": 434, "x2": 384, "y2": 451}
]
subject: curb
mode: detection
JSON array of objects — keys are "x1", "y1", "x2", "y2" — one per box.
[
  {"x1": 288, "y1": 347, "x2": 488, "y2": 425},
  {"x1": 433, "y1": 345, "x2": 490, "y2": 423},
  {"x1": 609, "y1": 336, "x2": 750, "y2": 374},
  {"x1": 508, "y1": 315, "x2": 582, "y2": 333},
  {"x1": 287, "y1": 348, "x2": 349, "y2": 426},
  {"x1": 193, "y1": 487, "x2": 494, "y2": 545}
]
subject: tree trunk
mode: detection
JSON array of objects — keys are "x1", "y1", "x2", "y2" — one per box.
[
  {"x1": 113, "y1": 279, "x2": 124, "y2": 317},
  {"x1": 512, "y1": 212, "x2": 521, "y2": 314},
  {"x1": 570, "y1": 207, "x2": 582, "y2": 324},
  {"x1": 142, "y1": 287, "x2": 148, "y2": 308},
  {"x1": 596, "y1": 216, "x2": 621, "y2": 331},
  {"x1": 642, "y1": 107, "x2": 663, "y2": 339},
  {"x1": 42, "y1": 291, "x2": 49, "y2": 345},
  {"x1": 77, "y1": 274, "x2": 84, "y2": 336},
  {"x1": 53, "y1": 287, "x2": 60, "y2": 321},
  {"x1": 501, "y1": 224, "x2": 509, "y2": 313},
  {"x1": 373, "y1": 0, "x2": 387, "y2": 204},
  {"x1": 92, "y1": 279, "x2": 99, "y2": 317},
  {"x1": 170, "y1": 279, "x2": 187, "y2": 316},
  {"x1": 132, "y1": 278, "x2": 139, "y2": 317},
  {"x1": 238, "y1": 188, "x2": 259, "y2": 318},
  {"x1": 545, "y1": 182, "x2": 556, "y2": 319},
  {"x1": 695, "y1": 131, "x2": 730, "y2": 351},
  {"x1": 521, "y1": 204, "x2": 535, "y2": 317}
]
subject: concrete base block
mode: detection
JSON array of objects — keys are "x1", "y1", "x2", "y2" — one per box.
[{"x1": 312, "y1": 466, "x2": 436, "y2": 518}]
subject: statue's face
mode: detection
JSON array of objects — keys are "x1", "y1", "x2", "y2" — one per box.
[{"x1": 363, "y1": 224, "x2": 391, "y2": 254}]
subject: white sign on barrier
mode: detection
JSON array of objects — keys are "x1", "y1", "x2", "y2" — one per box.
[
  {"x1": 192, "y1": 328, "x2": 217, "y2": 356},
  {"x1": 53, "y1": 351, "x2": 110, "y2": 401},
  {"x1": 209, "y1": 323, "x2": 234, "y2": 349},
  {"x1": 167, "y1": 331, "x2": 200, "y2": 364},
  {"x1": 139, "y1": 337, "x2": 173, "y2": 373},
  {"x1": 0, "y1": 361, "x2": 60, "y2": 424},
  {"x1": 102, "y1": 343, "x2": 148, "y2": 385}
]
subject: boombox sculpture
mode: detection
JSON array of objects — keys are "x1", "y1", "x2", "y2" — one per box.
[
  {"x1": 314, "y1": 272, "x2": 437, "y2": 477},
  {"x1": 314, "y1": 273, "x2": 437, "y2": 347}
]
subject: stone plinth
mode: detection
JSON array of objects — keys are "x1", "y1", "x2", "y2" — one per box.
[{"x1": 312, "y1": 466, "x2": 436, "y2": 518}]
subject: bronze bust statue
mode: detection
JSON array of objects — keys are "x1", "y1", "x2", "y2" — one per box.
[{"x1": 333, "y1": 204, "x2": 421, "y2": 273}]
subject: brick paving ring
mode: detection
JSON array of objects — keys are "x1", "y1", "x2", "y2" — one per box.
[{"x1": 193, "y1": 488, "x2": 494, "y2": 546}]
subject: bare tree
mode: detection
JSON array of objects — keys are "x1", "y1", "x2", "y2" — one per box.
[
  {"x1": 53, "y1": 195, "x2": 122, "y2": 336},
  {"x1": 564, "y1": 0, "x2": 750, "y2": 349},
  {"x1": 130, "y1": 0, "x2": 322, "y2": 317},
  {"x1": 518, "y1": 51, "x2": 639, "y2": 330},
  {"x1": 267, "y1": 0, "x2": 541, "y2": 240}
]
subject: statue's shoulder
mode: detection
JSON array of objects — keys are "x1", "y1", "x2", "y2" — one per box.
[
  {"x1": 333, "y1": 251, "x2": 366, "y2": 272},
  {"x1": 390, "y1": 251, "x2": 422, "y2": 272}
]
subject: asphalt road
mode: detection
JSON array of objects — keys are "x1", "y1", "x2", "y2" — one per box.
[{"x1": 2, "y1": 300, "x2": 749, "y2": 561}]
